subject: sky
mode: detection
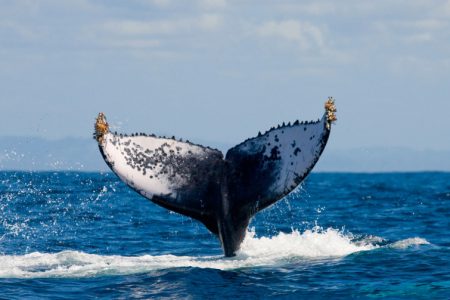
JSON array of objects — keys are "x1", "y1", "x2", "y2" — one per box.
[{"x1": 1, "y1": 0, "x2": 450, "y2": 154}]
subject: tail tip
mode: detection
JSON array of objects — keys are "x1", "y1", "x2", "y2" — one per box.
[
  {"x1": 94, "y1": 112, "x2": 109, "y2": 143},
  {"x1": 324, "y1": 97, "x2": 337, "y2": 129}
]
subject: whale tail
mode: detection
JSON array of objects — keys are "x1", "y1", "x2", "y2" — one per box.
[{"x1": 95, "y1": 98, "x2": 336, "y2": 256}]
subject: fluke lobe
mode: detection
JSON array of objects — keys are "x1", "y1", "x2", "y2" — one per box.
[{"x1": 94, "y1": 98, "x2": 337, "y2": 257}]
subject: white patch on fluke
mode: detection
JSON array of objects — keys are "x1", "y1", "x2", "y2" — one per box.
[
  {"x1": 0, "y1": 228, "x2": 430, "y2": 279},
  {"x1": 101, "y1": 133, "x2": 213, "y2": 197}
]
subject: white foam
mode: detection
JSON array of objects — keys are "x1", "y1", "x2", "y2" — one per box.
[
  {"x1": 0, "y1": 228, "x2": 429, "y2": 278},
  {"x1": 239, "y1": 227, "x2": 375, "y2": 258},
  {"x1": 389, "y1": 237, "x2": 430, "y2": 249}
]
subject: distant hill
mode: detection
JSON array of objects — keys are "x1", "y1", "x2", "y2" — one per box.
[
  {"x1": 314, "y1": 147, "x2": 450, "y2": 172},
  {"x1": 0, "y1": 137, "x2": 449, "y2": 172},
  {"x1": 0, "y1": 136, "x2": 106, "y2": 171}
]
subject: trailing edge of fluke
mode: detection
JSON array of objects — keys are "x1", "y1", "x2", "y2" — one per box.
[{"x1": 94, "y1": 98, "x2": 337, "y2": 257}]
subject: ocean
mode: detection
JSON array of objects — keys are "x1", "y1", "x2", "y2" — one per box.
[{"x1": 0, "y1": 171, "x2": 449, "y2": 299}]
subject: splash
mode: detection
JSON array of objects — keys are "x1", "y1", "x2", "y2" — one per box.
[
  {"x1": 238, "y1": 227, "x2": 375, "y2": 258},
  {"x1": 0, "y1": 228, "x2": 429, "y2": 279}
]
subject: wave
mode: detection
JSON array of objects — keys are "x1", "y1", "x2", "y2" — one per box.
[
  {"x1": 0, "y1": 228, "x2": 429, "y2": 279},
  {"x1": 389, "y1": 237, "x2": 430, "y2": 249}
]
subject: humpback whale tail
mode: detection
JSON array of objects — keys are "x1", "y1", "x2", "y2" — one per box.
[{"x1": 95, "y1": 98, "x2": 337, "y2": 256}]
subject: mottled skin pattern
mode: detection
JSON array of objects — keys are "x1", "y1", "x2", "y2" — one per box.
[
  {"x1": 99, "y1": 135, "x2": 224, "y2": 235},
  {"x1": 97, "y1": 112, "x2": 332, "y2": 257}
]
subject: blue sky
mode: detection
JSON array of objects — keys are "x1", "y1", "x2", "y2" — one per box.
[{"x1": 1, "y1": 0, "x2": 450, "y2": 152}]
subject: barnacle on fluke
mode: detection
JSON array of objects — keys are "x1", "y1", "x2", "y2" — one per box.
[
  {"x1": 325, "y1": 97, "x2": 337, "y2": 129},
  {"x1": 94, "y1": 112, "x2": 109, "y2": 143}
]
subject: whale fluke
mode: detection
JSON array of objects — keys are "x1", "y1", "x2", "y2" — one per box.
[{"x1": 94, "y1": 98, "x2": 337, "y2": 256}]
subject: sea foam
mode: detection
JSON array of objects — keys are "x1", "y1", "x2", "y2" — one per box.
[{"x1": 0, "y1": 228, "x2": 429, "y2": 278}]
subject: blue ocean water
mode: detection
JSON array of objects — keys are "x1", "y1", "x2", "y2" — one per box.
[{"x1": 0, "y1": 171, "x2": 449, "y2": 299}]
